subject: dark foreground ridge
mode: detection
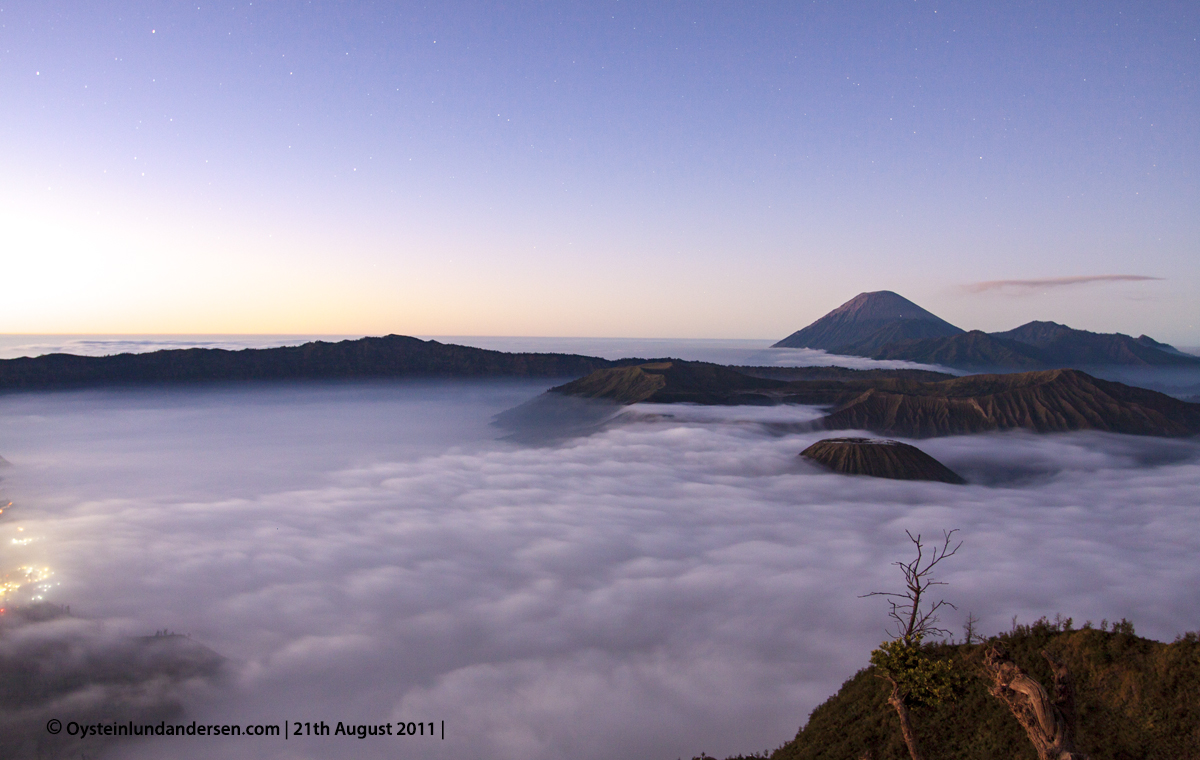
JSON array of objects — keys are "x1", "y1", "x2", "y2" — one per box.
[
  {"x1": 550, "y1": 361, "x2": 1200, "y2": 437},
  {"x1": 715, "y1": 619, "x2": 1200, "y2": 760},
  {"x1": 0, "y1": 335, "x2": 623, "y2": 391},
  {"x1": 800, "y1": 438, "x2": 966, "y2": 484}
]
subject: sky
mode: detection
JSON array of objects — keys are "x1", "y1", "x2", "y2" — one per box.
[{"x1": 2, "y1": 2, "x2": 1198, "y2": 342}]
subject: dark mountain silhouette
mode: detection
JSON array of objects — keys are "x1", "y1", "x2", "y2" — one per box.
[
  {"x1": 874, "y1": 324, "x2": 1199, "y2": 369},
  {"x1": 990, "y1": 320, "x2": 1076, "y2": 346},
  {"x1": 773, "y1": 293, "x2": 1196, "y2": 370},
  {"x1": 799, "y1": 438, "x2": 965, "y2": 484},
  {"x1": 548, "y1": 361, "x2": 949, "y2": 407},
  {"x1": 773, "y1": 291, "x2": 964, "y2": 352},
  {"x1": 991, "y1": 321, "x2": 1199, "y2": 366},
  {"x1": 550, "y1": 361, "x2": 790, "y2": 405},
  {"x1": 870, "y1": 331, "x2": 1047, "y2": 369},
  {"x1": 551, "y1": 362, "x2": 1200, "y2": 437},
  {"x1": 0, "y1": 335, "x2": 624, "y2": 391},
  {"x1": 1135, "y1": 334, "x2": 1190, "y2": 356}
]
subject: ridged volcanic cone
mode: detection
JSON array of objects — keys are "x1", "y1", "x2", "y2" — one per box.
[{"x1": 800, "y1": 437, "x2": 965, "y2": 484}]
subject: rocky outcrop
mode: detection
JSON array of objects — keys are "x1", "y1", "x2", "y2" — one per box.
[{"x1": 800, "y1": 438, "x2": 965, "y2": 484}]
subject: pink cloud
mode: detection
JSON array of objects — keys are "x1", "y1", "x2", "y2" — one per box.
[{"x1": 964, "y1": 275, "x2": 1162, "y2": 293}]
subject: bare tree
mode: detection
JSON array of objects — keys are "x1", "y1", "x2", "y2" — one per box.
[
  {"x1": 963, "y1": 612, "x2": 980, "y2": 645},
  {"x1": 862, "y1": 530, "x2": 963, "y2": 760},
  {"x1": 864, "y1": 529, "x2": 962, "y2": 641}
]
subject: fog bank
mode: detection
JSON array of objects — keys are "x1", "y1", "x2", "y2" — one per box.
[{"x1": 1, "y1": 381, "x2": 1197, "y2": 759}]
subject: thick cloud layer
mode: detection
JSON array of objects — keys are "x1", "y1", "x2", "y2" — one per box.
[{"x1": 1, "y1": 380, "x2": 1198, "y2": 759}]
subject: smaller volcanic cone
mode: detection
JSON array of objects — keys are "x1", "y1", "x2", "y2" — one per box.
[{"x1": 800, "y1": 437, "x2": 965, "y2": 484}]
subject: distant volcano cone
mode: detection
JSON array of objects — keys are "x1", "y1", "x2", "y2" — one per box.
[
  {"x1": 773, "y1": 291, "x2": 963, "y2": 352},
  {"x1": 800, "y1": 438, "x2": 965, "y2": 484}
]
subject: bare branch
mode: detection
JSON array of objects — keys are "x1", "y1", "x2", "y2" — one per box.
[{"x1": 861, "y1": 529, "x2": 961, "y2": 640}]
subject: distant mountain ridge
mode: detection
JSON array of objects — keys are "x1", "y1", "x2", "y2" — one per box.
[
  {"x1": 0, "y1": 335, "x2": 624, "y2": 391},
  {"x1": 776, "y1": 293, "x2": 1198, "y2": 370},
  {"x1": 881, "y1": 323, "x2": 1200, "y2": 369}
]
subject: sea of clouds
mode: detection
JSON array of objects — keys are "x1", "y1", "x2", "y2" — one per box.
[{"x1": 1, "y1": 377, "x2": 1199, "y2": 759}]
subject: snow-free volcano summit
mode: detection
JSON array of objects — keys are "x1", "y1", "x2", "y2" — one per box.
[{"x1": 772, "y1": 291, "x2": 965, "y2": 354}]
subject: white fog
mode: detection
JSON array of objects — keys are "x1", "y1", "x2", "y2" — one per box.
[{"x1": 2, "y1": 368, "x2": 1198, "y2": 759}]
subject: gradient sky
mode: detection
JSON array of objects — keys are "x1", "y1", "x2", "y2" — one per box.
[{"x1": 3, "y1": 2, "x2": 1197, "y2": 341}]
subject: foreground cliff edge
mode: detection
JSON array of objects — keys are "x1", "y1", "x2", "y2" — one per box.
[
  {"x1": 700, "y1": 619, "x2": 1200, "y2": 760},
  {"x1": 548, "y1": 361, "x2": 1200, "y2": 438}
]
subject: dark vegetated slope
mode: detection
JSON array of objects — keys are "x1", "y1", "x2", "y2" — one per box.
[
  {"x1": 774, "y1": 292, "x2": 963, "y2": 351},
  {"x1": 863, "y1": 321, "x2": 1196, "y2": 371},
  {"x1": 800, "y1": 438, "x2": 965, "y2": 484},
  {"x1": 869, "y1": 331, "x2": 1047, "y2": 370},
  {"x1": 832, "y1": 319, "x2": 972, "y2": 357},
  {"x1": 993, "y1": 321, "x2": 1200, "y2": 365},
  {"x1": 822, "y1": 369, "x2": 1200, "y2": 437},
  {"x1": 771, "y1": 621, "x2": 1200, "y2": 760},
  {"x1": 1042, "y1": 332, "x2": 1200, "y2": 366},
  {"x1": 0, "y1": 335, "x2": 622, "y2": 391},
  {"x1": 990, "y1": 320, "x2": 1076, "y2": 347},
  {"x1": 1135, "y1": 334, "x2": 1192, "y2": 356}
]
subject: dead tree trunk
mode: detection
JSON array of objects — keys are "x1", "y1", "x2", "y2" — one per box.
[
  {"x1": 885, "y1": 676, "x2": 924, "y2": 760},
  {"x1": 983, "y1": 643, "x2": 1090, "y2": 760}
]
